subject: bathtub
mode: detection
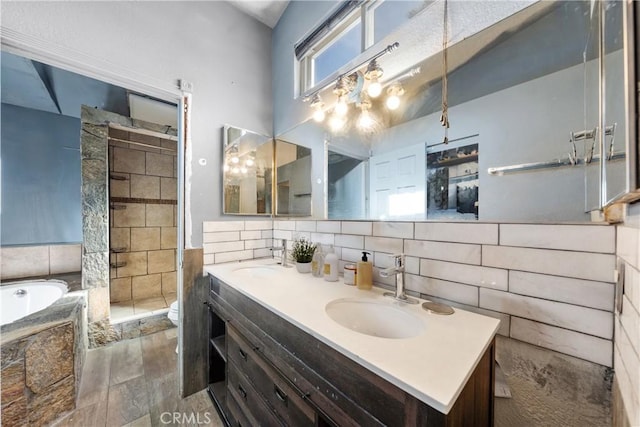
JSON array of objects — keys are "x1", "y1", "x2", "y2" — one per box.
[{"x1": 1, "y1": 280, "x2": 68, "y2": 326}]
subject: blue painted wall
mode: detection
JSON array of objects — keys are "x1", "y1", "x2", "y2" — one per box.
[{"x1": 1, "y1": 103, "x2": 82, "y2": 245}]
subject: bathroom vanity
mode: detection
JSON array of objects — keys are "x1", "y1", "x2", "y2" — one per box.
[{"x1": 205, "y1": 260, "x2": 499, "y2": 426}]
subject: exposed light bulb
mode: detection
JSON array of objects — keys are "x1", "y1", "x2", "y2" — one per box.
[
  {"x1": 240, "y1": 167, "x2": 248, "y2": 174},
  {"x1": 335, "y1": 96, "x2": 348, "y2": 116},
  {"x1": 367, "y1": 79, "x2": 382, "y2": 98},
  {"x1": 231, "y1": 167, "x2": 240, "y2": 174},
  {"x1": 386, "y1": 95, "x2": 401, "y2": 110},
  {"x1": 329, "y1": 115, "x2": 345, "y2": 132},
  {"x1": 358, "y1": 110, "x2": 375, "y2": 131},
  {"x1": 313, "y1": 108, "x2": 326, "y2": 122},
  {"x1": 245, "y1": 158, "x2": 255, "y2": 167},
  {"x1": 231, "y1": 156, "x2": 239, "y2": 164},
  {"x1": 223, "y1": 164, "x2": 230, "y2": 172}
]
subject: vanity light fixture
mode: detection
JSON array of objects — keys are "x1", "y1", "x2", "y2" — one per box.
[
  {"x1": 310, "y1": 94, "x2": 326, "y2": 122},
  {"x1": 364, "y1": 59, "x2": 384, "y2": 98},
  {"x1": 230, "y1": 156, "x2": 239, "y2": 164},
  {"x1": 329, "y1": 115, "x2": 346, "y2": 132},
  {"x1": 333, "y1": 77, "x2": 351, "y2": 116},
  {"x1": 357, "y1": 95, "x2": 375, "y2": 131},
  {"x1": 240, "y1": 166, "x2": 248, "y2": 174},
  {"x1": 231, "y1": 166, "x2": 240, "y2": 174},
  {"x1": 224, "y1": 164, "x2": 230, "y2": 172},
  {"x1": 385, "y1": 82, "x2": 405, "y2": 110},
  {"x1": 245, "y1": 157, "x2": 255, "y2": 167}
]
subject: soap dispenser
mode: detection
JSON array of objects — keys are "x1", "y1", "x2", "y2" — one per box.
[
  {"x1": 356, "y1": 251, "x2": 373, "y2": 290},
  {"x1": 323, "y1": 245, "x2": 339, "y2": 282}
]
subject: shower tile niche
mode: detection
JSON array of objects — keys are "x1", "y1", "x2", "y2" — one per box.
[{"x1": 108, "y1": 128, "x2": 177, "y2": 312}]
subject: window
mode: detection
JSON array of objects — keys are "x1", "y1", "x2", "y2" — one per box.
[{"x1": 296, "y1": 0, "x2": 431, "y2": 94}]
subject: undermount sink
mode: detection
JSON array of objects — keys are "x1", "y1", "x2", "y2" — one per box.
[
  {"x1": 325, "y1": 298, "x2": 425, "y2": 339},
  {"x1": 232, "y1": 266, "x2": 278, "y2": 278}
]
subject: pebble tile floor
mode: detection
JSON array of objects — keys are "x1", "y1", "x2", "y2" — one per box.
[{"x1": 53, "y1": 328, "x2": 222, "y2": 426}]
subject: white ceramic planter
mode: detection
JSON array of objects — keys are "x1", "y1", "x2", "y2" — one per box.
[{"x1": 296, "y1": 262, "x2": 312, "y2": 274}]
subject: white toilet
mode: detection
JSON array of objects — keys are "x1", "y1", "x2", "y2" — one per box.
[{"x1": 168, "y1": 301, "x2": 179, "y2": 353}]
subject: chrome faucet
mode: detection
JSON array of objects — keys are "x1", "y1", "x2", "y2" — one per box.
[
  {"x1": 270, "y1": 238, "x2": 291, "y2": 268},
  {"x1": 381, "y1": 254, "x2": 418, "y2": 304}
]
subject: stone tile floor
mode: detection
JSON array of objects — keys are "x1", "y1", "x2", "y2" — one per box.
[
  {"x1": 110, "y1": 293, "x2": 177, "y2": 322},
  {"x1": 52, "y1": 328, "x2": 222, "y2": 427}
]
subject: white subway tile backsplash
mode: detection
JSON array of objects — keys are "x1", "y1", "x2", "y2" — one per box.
[
  {"x1": 261, "y1": 230, "x2": 273, "y2": 239},
  {"x1": 405, "y1": 256, "x2": 420, "y2": 275},
  {"x1": 500, "y1": 224, "x2": 615, "y2": 253},
  {"x1": 509, "y1": 271, "x2": 614, "y2": 311},
  {"x1": 405, "y1": 274, "x2": 479, "y2": 306},
  {"x1": 49, "y1": 244, "x2": 82, "y2": 274},
  {"x1": 342, "y1": 221, "x2": 372, "y2": 235},
  {"x1": 316, "y1": 221, "x2": 341, "y2": 233},
  {"x1": 293, "y1": 231, "x2": 312, "y2": 241},
  {"x1": 1, "y1": 246, "x2": 49, "y2": 280},
  {"x1": 414, "y1": 222, "x2": 498, "y2": 244},
  {"x1": 405, "y1": 240, "x2": 481, "y2": 265},
  {"x1": 372, "y1": 267, "x2": 396, "y2": 286},
  {"x1": 296, "y1": 221, "x2": 317, "y2": 232},
  {"x1": 214, "y1": 250, "x2": 253, "y2": 264},
  {"x1": 253, "y1": 248, "x2": 272, "y2": 258},
  {"x1": 274, "y1": 220, "x2": 296, "y2": 231},
  {"x1": 365, "y1": 236, "x2": 403, "y2": 254},
  {"x1": 614, "y1": 344, "x2": 640, "y2": 427},
  {"x1": 310, "y1": 233, "x2": 335, "y2": 245},
  {"x1": 244, "y1": 239, "x2": 267, "y2": 249},
  {"x1": 203, "y1": 231, "x2": 240, "y2": 243},
  {"x1": 273, "y1": 230, "x2": 293, "y2": 240},
  {"x1": 618, "y1": 226, "x2": 640, "y2": 269},
  {"x1": 420, "y1": 259, "x2": 508, "y2": 291},
  {"x1": 240, "y1": 230, "x2": 262, "y2": 240},
  {"x1": 615, "y1": 319, "x2": 640, "y2": 408},
  {"x1": 510, "y1": 317, "x2": 612, "y2": 366},
  {"x1": 203, "y1": 241, "x2": 245, "y2": 254},
  {"x1": 374, "y1": 252, "x2": 397, "y2": 269},
  {"x1": 341, "y1": 248, "x2": 363, "y2": 263},
  {"x1": 482, "y1": 246, "x2": 615, "y2": 283},
  {"x1": 619, "y1": 296, "x2": 640, "y2": 356},
  {"x1": 624, "y1": 263, "x2": 640, "y2": 314},
  {"x1": 244, "y1": 220, "x2": 272, "y2": 230},
  {"x1": 335, "y1": 234, "x2": 364, "y2": 249},
  {"x1": 373, "y1": 222, "x2": 414, "y2": 239},
  {"x1": 426, "y1": 295, "x2": 510, "y2": 337},
  {"x1": 203, "y1": 221, "x2": 244, "y2": 232},
  {"x1": 480, "y1": 288, "x2": 613, "y2": 339}
]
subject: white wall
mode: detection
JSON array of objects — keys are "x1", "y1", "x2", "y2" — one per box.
[{"x1": 1, "y1": 1, "x2": 273, "y2": 248}]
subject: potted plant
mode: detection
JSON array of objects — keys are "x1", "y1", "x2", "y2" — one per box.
[{"x1": 291, "y1": 237, "x2": 317, "y2": 274}]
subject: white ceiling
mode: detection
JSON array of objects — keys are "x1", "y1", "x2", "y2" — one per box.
[{"x1": 228, "y1": 0, "x2": 289, "y2": 28}]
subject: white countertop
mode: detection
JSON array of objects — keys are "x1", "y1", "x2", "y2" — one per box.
[{"x1": 204, "y1": 259, "x2": 500, "y2": 414}]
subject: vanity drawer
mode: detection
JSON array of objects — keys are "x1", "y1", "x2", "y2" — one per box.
[
  {"x1": 227, "y1": 360, "x2": 282, "y2": 427},
  {"x1": 227, "y1": 325, "x2": 316, "y2": 427}
]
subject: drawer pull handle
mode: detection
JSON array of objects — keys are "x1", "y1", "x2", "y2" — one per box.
[
  {"x1": 238, "y1": 348, "x2": 248, "y2": 361},
  {"x1": 274, "y1": 385, "x2": 288, "y2": 406},
  {"x1": 238, "y1": 384, "x2": 247, "y2": 400}
]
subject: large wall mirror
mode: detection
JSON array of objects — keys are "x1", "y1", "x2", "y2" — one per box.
[
  {"x1": 275, "y1": 140, "x2": 312, "y2": 216},
  {"x1": 222, "y1": 125, "x2": 273, "y2": 215},
  {"x1": 276, "y1": 0, "x2": 637, "y2": 222}
]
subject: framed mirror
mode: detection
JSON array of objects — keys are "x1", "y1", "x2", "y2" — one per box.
[
  {"x1": 275, "y1": 139, "x2": 312, "y2": 216},
  {"x1": 276, "y1": 0, "x2": 638, "y2": 222},
  {"x1": 222, "y1": 125, "x2": 272, "y2": 215}
]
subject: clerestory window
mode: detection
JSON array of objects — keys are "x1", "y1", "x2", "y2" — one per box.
[{"x1": 296, "y1": 0, "x2": 431, "y2": 95}]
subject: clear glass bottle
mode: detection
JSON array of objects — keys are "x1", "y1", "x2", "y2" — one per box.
[{"x1": 311, "y1": 244, "x2": 324, "y2": 277}]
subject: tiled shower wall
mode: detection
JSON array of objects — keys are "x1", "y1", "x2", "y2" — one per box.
[
  {"x1": 108, "y1": 129, "x2": 177, "y2": 302},
  {"x1": 204, "y1": 219, "x2": 616, "y2": 368}
]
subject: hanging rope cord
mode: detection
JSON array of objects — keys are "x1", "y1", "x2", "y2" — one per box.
[{"x1": 440, "y1": 0, "x2": 450, "y2": 144}]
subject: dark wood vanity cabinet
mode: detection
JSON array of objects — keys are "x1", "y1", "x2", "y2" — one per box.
[{"x1": 208, "y1": 274, "x2": 495, "y2": 427}]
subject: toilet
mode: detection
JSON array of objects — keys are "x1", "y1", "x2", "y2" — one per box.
[{"x1": 168, "y1": 301, "x2": 179, "y2": 353}]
